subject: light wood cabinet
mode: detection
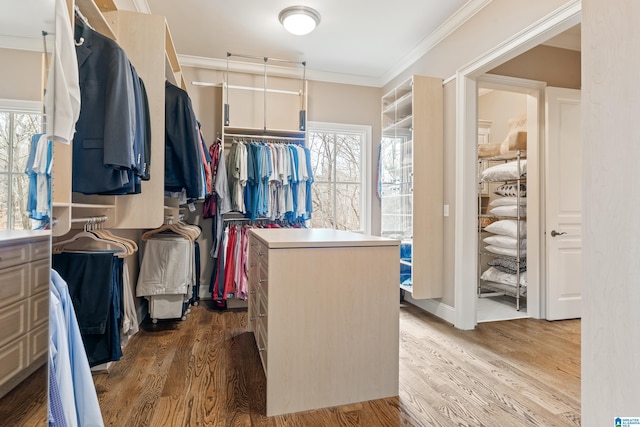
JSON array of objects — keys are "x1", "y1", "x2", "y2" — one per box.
[
  {"x1": 248, "y1": 228, "x2": 400, "y2": 416},
  {"x1": 0, "y1": 231, "x2": 50, "y2": 399},
  {"x1": 380, "y1": 75, "x2": 443, "y2": 299}
]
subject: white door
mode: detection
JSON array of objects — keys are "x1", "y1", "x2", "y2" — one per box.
[{"x1": 545, "y1": 87, "x2": 582, "y2": 320}]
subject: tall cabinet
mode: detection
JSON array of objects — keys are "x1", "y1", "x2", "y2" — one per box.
[{"x1": 380, "y1": 75, "x2": 443, "y2": 299}]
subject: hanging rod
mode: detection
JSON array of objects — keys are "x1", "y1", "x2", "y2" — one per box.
[
  {"x1": 70, "y1": 215, "x2": 108, "y2": 224},
  {"x1": 225, "y1": 133, "x2": 305, "y2": 141},
  {"x1": 191, "y1": 82, "x2": 301, "y2": 96},
  {"x1": 227, "y1": 52, "x2": 306, "y2": 66}
]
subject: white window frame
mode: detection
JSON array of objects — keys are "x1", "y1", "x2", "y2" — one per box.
[
  {"x1": 0, "y1": 99, "x2": 42, "y2": 230},
  {"x1": 307, "y1": 121, "x2": 371, "y2": 234}
]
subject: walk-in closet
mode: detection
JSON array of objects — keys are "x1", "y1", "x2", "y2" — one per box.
[{"x1": 2, "y1": 0, "x2": 633, "y2": 424}]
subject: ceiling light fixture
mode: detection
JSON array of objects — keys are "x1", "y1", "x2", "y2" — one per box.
[{"x1": 278, "y1": 6, "x2": 321, "y2": 36}]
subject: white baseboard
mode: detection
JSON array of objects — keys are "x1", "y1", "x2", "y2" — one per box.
[{"x1": 403, "y1": 293, "x2": 456, "y2": 325}]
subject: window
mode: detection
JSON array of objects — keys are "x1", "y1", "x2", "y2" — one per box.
[
  {"x1": 307, "y1": 122, "x2": 370, "y2": 233},
  {"x1": 0, "y1": 105, "x2": 42, "y2": 230}
]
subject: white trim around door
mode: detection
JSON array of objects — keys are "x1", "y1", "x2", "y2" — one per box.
[{"x1": 453, "y1": 0, "x2": 581, "y2": 330}]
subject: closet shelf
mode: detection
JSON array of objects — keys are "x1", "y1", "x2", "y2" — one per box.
[
  {"x1": 480, "y1": 151, "x2": 527, "y2": 162},
  {"x1": 224, "y1": 127, "x2": 305, "y2": 138},
  {"x1": 383, "y1": 115, "x2": 413, "y2": 132},
  {"x1": 71, "y1": 203, "x2": 116, "y2": 209},
  {"x1": 480, "y1": 176, "x2": 527, "y2": 184},
  {"x1": 75, "y1": 0, "x2": 117, "y2": 40},
  {"x1": 479, "y1": 214, "x2": 527, "y2": 219},
  {"x1": 478, "y1": 250, "x2": 525, "y2": 260},
  {"x1": 382, "y1": 91, "x2": 412, "y2": 115},
  {"x1": 399, "y1": 283, "x2": 413, "y2": 293},
  {"x1": 479, "y1": 280, "x2": 526, "y2": 297}
]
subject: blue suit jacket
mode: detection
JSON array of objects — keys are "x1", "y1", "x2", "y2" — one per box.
[{"x1": 72, "y1": 26, "x2": 135, "y2": 194}]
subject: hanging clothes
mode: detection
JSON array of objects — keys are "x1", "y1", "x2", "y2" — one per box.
[
  {"x1": 25, "y1": 133, "x2": 52, "y2": 229},
  {"x1": 53, "y1": 252, "x2": 123, "y2": 367},
  {"x1": 137, "y1": 221, "x2": 202, "y2": 321},
  {"x1": 45, "y1": 0, "x2": 81, "y2": 145},
  {"x1": 164, "y1": 81, "x2": 204, "y2": 201},
  {"x1": 225, "y1": 139, "x2": 313, "y2": 222},
  {"x1": 72, "y1": 24, "x2": 150, "y2": 195},
  {"x1": 49, "y1": 269, "x2": 105, "y2": 427}
]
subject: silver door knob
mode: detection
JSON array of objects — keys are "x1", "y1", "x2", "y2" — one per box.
[{"x1": 550, "y1": 230, "x2": 566, "y2": 237}]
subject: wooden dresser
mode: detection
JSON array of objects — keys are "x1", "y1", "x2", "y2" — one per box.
[
  {"x1": 248, "y1": 228, "x2": 400, "y2": 416},
  {"x1": 0, "y1": 231, "x2": 50, "y2": 399}
]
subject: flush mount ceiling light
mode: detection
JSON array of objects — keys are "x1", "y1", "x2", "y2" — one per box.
[{"x1": 278, "y1": 6, "x2": 321, "y2": 36}]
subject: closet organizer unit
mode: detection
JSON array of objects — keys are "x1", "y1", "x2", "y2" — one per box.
[
  {"x1": 380, "y1": 75, "x2": 444, "y2": 298},
  {"x1": 477, "y1": 150, "x2": 527, "y2": 310},
  {"x1": 52, "y1": 0, "x2": 188, "y2": 236},
  {"x1": 221, "y1": 53, "x2": 307, "y2": 146}
]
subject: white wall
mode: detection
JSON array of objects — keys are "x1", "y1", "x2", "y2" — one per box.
[{"x1": 582, "y1": 0, "x2": 640, "y2": 424}]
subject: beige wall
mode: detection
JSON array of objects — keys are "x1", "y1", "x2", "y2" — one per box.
[
  {"x1": 489, "y1": 45, "x2": 581, "y2": 89},
  {"x1": 385, "y1": 0, "x2": 571, "y2": 90},
  {"x1": 478, "y1": 90, "x2": 528, "y2": 145},
  {"x1": 0, "y1": 48, "x2": 43, "y2": 102},
  {"x1": 442, "y1": 81, "x2": 457, "y2": 306},
  {"x1": 307, "y1": 80, "x2": 382, "y2": 234}
]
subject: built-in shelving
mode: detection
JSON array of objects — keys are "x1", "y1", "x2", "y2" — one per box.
[{"x1": 380, "y1": 75, "x2": 443, "y2": 299}]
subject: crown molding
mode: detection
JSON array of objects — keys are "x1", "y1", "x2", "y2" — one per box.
[
  {"x1": 380, "y1": 0, "x2": 493, "y2": 86},
  {"x1": 177, "y1": 54, "x2": 382, "y2": 87}
]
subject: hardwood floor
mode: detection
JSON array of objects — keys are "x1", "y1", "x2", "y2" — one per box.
[{"x1": 0, "y1": 301, "x2": 581, "y2": 426}]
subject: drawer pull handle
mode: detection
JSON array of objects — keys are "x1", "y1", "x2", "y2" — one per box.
[
  {"x1": 250, "y1": 290, "x2": 256, "y2": 295},
  {"x1": 259, "y1": 313, "x2": 266, "y2": 318},
  {"x1": 249, "y1": 317, "x2": 255, "y2": 321},
  {"x1": 258, "y1": 347, "x2": 266, "y2": 352},
  {"x1": 259, "y1": 279, "x2": 266, "y2": 283},
  {"x1": 259, "y1": 251, "x2": 264, "y2": 256}
]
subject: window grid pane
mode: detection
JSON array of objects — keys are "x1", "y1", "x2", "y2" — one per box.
[
  {"x1": 13, "y1": 113, "x2": 40, "y2": 173},
  {"x1": 11, "y1": 174, "x2": 29, "y2": 230},
  {"x1": 0, "y1": 112, "x2": 10, "y2": 171},
  {"x1": 308, "y1": 125, "x2": 366, "y2": 232}
]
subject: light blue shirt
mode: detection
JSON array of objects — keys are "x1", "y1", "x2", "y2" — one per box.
[{"x1": 50, "y1": 269, "x2": 104, "y2": 427}]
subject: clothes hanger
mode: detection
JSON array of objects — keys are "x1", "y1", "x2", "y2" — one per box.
[
  {"x1": 52, "y1": 222, "x2": 128, "y2": 258},
  {"x1": 141, "y1": 218, "x2": 196, "y2": 242},
  {"x1": 90, "y1": 220, "x2": 138, "y2": 253}
]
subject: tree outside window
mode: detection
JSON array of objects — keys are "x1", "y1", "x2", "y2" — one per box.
[
  {"x1": 307, "y1": 123, "x2": 370, "y2": 232},
  {"x1": 0, "y1": 110, "x2": 41, "y2": 230}
]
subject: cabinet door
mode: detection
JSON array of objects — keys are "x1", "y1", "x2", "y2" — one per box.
[{"x1": 380, "y1": 135, "x2": 413, "y2": 240}]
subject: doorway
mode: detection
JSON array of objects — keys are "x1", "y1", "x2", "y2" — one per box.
[
  {"x1": 475, "y1": 76, "x2": 545, "y2": 323},
  {"x1": 453, "y1": 2, "x2": 581, "y2": 330}
]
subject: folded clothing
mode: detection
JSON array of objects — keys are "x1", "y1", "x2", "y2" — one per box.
[{"x1": 488, "y1": 257, "x2": 527, "y2": 274}]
